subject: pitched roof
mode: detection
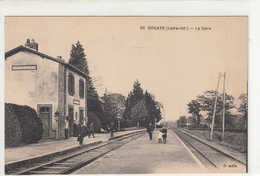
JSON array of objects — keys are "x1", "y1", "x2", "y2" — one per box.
[{"x1": 5, "y1": 45, "x2": 88, "y2": 78}]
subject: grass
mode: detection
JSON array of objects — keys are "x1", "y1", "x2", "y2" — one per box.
[{"x1": 191, "y1": 129, "x2": 247, "y2": 153}]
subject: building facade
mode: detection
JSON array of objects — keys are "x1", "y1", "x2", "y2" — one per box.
[{"x1": 5, "y1": 39, "x2": 88, "y2": 139}]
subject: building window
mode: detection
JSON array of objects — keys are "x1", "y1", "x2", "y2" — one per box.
[
  {"x1": 68, "y1": 73, "x2": 75, "y2": 96},
  {"x1": 79, "y1": 109, "x2": 84, "y2": 125},
  {"x1": 40, "y1": 107, "x2": 50, "y2": 113},
  {"x1": 69, "y1": 107, "x2": 74, "y2": 120},
  {"x1": 79, "y1": 79, "x2": 84, "y2": 99}
]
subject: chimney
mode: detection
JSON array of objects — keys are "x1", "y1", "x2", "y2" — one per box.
[
  {"x1": 25, "y1": 38, "x2": 39, "y2": 51},
  {"x1": 57, "y1": 56, "x2": 65, "y2": 62}
]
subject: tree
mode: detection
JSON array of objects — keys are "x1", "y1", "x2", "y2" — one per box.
[
  {"x1": 69, "y1": 41, "x2": 104, "y2": 124},
  {"x1": 87, "y1": 111, "x2": 101, "y2": 132},
  {"x1": 131, "y1": 99, "x2": 148, "y2": 127},
  {"x1": 102, "y1": 90, "x2": 126, "y2": 126},
  {"x1": 102, "y1": 90, "x2": 117, "y2": 125},
  {"x1": 179, "y1": 116, "x2": 187, "y2": 125},
  {"x1": 238, "y1": 93, "x2": 247, "y2": 129},
  {"x1": 132, "y1": 80, "x2": 144, "y2": 104},
  {"x1": 123, "y1": 80, "x2": 162, "y2": 127},
  {"x1": 123, "y1": 92, "x2": 133, "y2": 120},
  {"x1": 108, "y1": 93, "x2": 126, "y2": 118},
  {"x1": 187, "y1": 90, "x2": 235, "y2": 128},
  {"x1": 123, "y1": 80, "x2": 144, "y2": 120},
  {"x1": 187, "y1": 116, "x2": 196, "y2": 124},
  {"x1": 69, "y1": 41, "x2": 90, "y2": 77},
  {"x1": 187, "y1": 100, "x2": 202, "y2": 125},
  {"x1": 201, "y1": 91, "x2": 235, "y2": 128},
  {"x1": 87, "y1": 87, "x2": 105, "y2": 126},
  {"x1": 144, "y1": 91, "x2": 162, "y2": 125}
]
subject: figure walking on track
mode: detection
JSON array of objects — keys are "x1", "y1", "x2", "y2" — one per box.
[{"x1": 147, "y1": 123, "x2": 153, "y2": 140}]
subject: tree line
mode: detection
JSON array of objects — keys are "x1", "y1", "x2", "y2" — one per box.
[
  {"x1": 123, "y1": 80, "x2": 162, "y2": 127},
  {"x1": 177, "y1": 90, "x2": 247, "y2": 130},
  {"x1": 69, "y1": 41, "x2": 162, "y2": 129}
]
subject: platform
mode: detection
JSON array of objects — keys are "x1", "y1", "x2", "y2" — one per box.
[{"x1": 5, "y1": 129, "x2": 144, "y2": 166}]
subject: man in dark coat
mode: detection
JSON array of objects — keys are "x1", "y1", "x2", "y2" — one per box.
[
  {"x1": 162, "y1": 127, "x2": 168, "y2": 143},
  {"x1": 147, "y1": 123, "x2": 153, "y2": 140},
  {"x1": 110, "y1": 122, "x2": 114, "y2": 137},
  {"x1": 73, "y1": 123, "x2": 78, "y2": 137},
  {"x1": 77, "y1": 124, "x2": 84, "y2": 145},
  {"x1": 88, "y1": 123, "x2": 95, "y2": 138},
  {"x1": 82, "y1": 125, "x2": 88, "y2": 137}
]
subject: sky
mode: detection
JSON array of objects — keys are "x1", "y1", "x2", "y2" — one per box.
[{"x1": 5, "y1": 17, "x2": 248, "y2": 121}]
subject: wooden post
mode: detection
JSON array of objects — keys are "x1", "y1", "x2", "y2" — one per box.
[
  {"x1": 118, "y1": 120, "x2": 120, "y2": 131},
  {"x1": 155, "y1": 118, "x2": 157, "y2": 131},
  {"x1": 222, "y1": 72, "x2": 226, "y2": 141},
  {"x1": 210, "y1": 73, "x2": 221, "y2": 140}
]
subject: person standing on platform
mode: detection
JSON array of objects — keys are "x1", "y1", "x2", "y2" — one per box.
[
  {"x1": 64, "y1": 116, "x2": 69, "y2": 139},
  {"x1": 110, "y1": 122, "x2": 114, "y2": 137},
  {"x1": 73, "y1": 123, "x2": 78, "y2": 137},
  {"x1": 158, "y1": 130, "x2": 163, "y2": 143},
  {"x1": 147, "y1": 123, "x2": 153, "y2": 140},
  {"x1": 88, "y1": 123, "x2": 95, "y2": 138},
  {"x1": 162, "y1": 126, "x2": 168, "y2": 143},
  {"x1": 77, "y1": 124, "x2": 84, "y2": 145},
  {"x1": 82, "y1": 124, "x2": 88, "y2": 138}
]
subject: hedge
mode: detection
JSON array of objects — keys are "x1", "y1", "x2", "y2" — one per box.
[
  {"x1": 5, "y1": 105, "x2": 22, "y2": 147},
  {"x1": 187, "y1": 129, "x2": 247, "y2": 153},
  {"x1": 120, "y1": 119, "x2": 136, "y2": 128},
  {"x1": 188, "y1": 127, "x2": 247, "y2": 133},
  {"x1": 5, "y1": 103, "x2": 43, "y2": 146}
]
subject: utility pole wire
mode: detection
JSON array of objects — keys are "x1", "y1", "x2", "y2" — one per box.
[
  {"x1": 210, "y1": 73, "x2": 221, "y2": 140},
  {"x1": 222, "y1": 72, "x2": 226, "y2": 141}
]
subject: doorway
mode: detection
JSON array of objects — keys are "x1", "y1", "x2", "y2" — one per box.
[
  {"x1": 79, "y1": 109, "x2": 84, "y2": 125},
  {"x1": 38, "y1": 104, "x2": 52, "y2": 138},
  {"x1": 68, "y1": 107, "x2": 74, "y2": 137}
]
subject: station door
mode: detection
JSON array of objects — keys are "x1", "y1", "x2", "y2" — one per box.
[{"x1": 38, "y1": 105, "x2": 52, "y2": 138}]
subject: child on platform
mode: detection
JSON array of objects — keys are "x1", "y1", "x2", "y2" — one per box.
[{"x1": 158, "y1": 130, "x2": 163, "y2": 143}]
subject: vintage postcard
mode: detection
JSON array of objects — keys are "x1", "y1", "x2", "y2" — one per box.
[{"x1": 4, "y1": 16, "x2": 247, "y2": 174}]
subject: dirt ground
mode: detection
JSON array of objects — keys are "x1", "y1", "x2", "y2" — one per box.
[{"x1": 72, "y1": 129, "x2": 211, "y2": 174}]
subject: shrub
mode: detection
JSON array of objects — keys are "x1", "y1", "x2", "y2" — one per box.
[
  {"x1": 120, "y1": 119, "x2": 136, "y2": 128},
  {"x1": 5, "y1": 103, "x2": 43, "y2": 144},
  {"x1": 87, "y1": 111, "x2": 101, "y2": 132},
  {"x1": 5, "y1": 105, "x2": 22, "y2": 147},
  {"x1": 192, "y1": 129, "x2": 247, "y2": 153},
  {"x1": 213, "y1": 133, "x2": 222, "y2": 141},
  {"x1": 223, "y1": 132, "x2": 247, "y2": 152},
  {"x1": 156, "y1": 124, "x2": 163, "y2": 128}
]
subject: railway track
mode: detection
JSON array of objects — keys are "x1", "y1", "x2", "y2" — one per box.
[
  {"x1": 173, "y1": 128, "x2": 246, "y2": 171},
  {"x1": 8, "y1": 131, "x2": 146, "y2": 175}
]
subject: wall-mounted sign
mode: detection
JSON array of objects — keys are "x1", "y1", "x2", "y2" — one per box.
[
  {"x1": 12, "y1": 65, "x2": 37, "y2": 71},
  {"x1": 73, "y1": 99, "x2": 80, "y2": 105}
]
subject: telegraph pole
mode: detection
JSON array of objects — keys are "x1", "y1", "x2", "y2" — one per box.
[
  {"x1": 155, "y1": 118, "x2": 156, "y2": 131},
  {"x1": 222, "y1": 72, "x2": 226, "y2": 141},
  {"x1": 210, "y1": 73, "x2": 221, "y2": 140}
]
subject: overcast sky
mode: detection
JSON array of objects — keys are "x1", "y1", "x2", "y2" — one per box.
[{"x1": 5, "y1": 17, "x2": 247, "y2": 121}]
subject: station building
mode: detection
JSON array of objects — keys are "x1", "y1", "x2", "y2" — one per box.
[{"x1": 5, "y1": 39, "x2": 88, "y2": 139}]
